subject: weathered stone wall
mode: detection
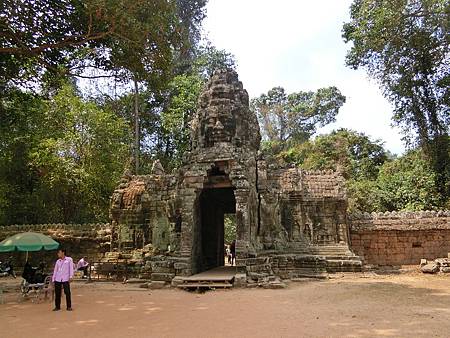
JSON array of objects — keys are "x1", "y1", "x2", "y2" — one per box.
[
  {"x1": 350, "y1": 211, "x2": 450, "y2": 266},
  {"x1": 110, "y1": 169, "x2": 180, "y2": 253},
  {"x1": 258, "y1": 167, "x2": 350, "y2": 250},
  {"x1": 0, "y1": 223, "x2": 112, "y2": 267}
]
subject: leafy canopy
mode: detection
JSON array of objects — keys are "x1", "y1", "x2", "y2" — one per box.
[
  {"x1": 1, "y1": 0, "x2": 183, "y2": 86},
  {"x1": 0, "y1": 85, "x2": 129, "y2": 224},
  {"x1": 343, "y1": 0, "x2": 450, "y2": 201},
  {"x1": 251, "y1": 86, "x2": 346, "y2": 152}
]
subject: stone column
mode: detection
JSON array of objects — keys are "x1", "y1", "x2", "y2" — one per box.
[{"x1": 235, "y1": 189, "x2": 250, "y2": 259}]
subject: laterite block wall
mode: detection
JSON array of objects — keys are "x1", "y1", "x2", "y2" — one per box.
[{"x1": 350, "y1": 212, "x2": 450, "y2": 266}]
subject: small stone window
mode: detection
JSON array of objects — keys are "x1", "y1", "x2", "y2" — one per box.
[{"x1": 412, "y1": 242, "x2": 422, "y2": 248}]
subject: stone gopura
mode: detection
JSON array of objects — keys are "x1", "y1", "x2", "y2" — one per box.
[{"x1": 110, "y1": 70, "x2": 362, "y2": 282}]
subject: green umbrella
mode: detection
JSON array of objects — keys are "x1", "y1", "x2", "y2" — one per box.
[{"x1": 0, "y1": 232, "x2": 59, "y2": 253}]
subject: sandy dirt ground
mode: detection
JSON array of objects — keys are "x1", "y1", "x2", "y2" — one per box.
[{"x1": 1, "y1": 272, "x2": 449, "y2": 338}]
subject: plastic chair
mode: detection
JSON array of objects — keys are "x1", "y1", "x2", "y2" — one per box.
[{"x1": 36, "y1": 276, "x2": 53, "y2": 303}]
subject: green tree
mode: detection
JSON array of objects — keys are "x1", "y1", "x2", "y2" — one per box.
[
  {"x1": 105, "y1": 45, "x2": 236, "y2": 171},
  {"x1": 375, "y1": 150, "x2": 442, "y2": 211},
  {"x1": 251, "y1": 86, "x2": 346, "y2": 154},
  {"x1": 0, "y1": 89, "x2": 48, "y2": 224},
  {"x1": 157, "y1": 46, "x2": 236, "y2": 168},
  {"x1": 0, "y1": 0, "x2": 184, "y2": 86},
  {"x1": 159, "y1": 74, "x2": 203, "y2": 168},
  {"x1": 278, "y1": 129, "x2": 390, "y2": 212},
  {"x1": 0, "y1": 85, "x2": 129, "y2": 224},
  {"x1": 343, "y1": 0, "x2": 450, "y2": 202},
  {"x1": 285, "y1": 129, "x2": 389, "y2": 180},
  {"x1": 224, "y1": 214, "x2": 237, "y2": 244}
]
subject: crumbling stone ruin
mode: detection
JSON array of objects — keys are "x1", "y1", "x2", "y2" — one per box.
[
  {"x1": 109, "y1": 69, "x2": 362, "y2": 285},
  {"x1": 2, "y1": 71, "x2": 449, "y2": 286}
]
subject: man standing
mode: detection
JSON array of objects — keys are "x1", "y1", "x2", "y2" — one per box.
[
  {"x1": 230, "y1": 240, "x2": 236, "y2": 266},
  {"x1": 52, "y1": 248, "x2": 74, "y2": 311}
]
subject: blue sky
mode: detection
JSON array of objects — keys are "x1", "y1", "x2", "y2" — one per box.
[{"x1": 203, "y1": 0, "x2": 405, "y2": 154}]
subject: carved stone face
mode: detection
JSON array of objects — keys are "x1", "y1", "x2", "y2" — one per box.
[{"x1": 190, "y1": 69, "x2": 259, "y2": 150}]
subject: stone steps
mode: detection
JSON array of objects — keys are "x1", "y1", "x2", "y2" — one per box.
[
  {"x1": 326, "y1": 259, "x2": 362, "y2": 273},
  {"x1": 177, "y1": 266, "x2": 236, "y2": 290},
  {"x1": 178, "y1": 282, "x2": 233, "y2": 289}
]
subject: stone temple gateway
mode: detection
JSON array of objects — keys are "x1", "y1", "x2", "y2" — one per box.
[{"x1": 110, "y1": 70, "x2": 362, "y2": 284}]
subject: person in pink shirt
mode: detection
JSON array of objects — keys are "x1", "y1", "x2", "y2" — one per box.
[
  {"x1": 52, "y1": 248, "x2": 74, "y2": 311},
  {"x1": 76, "y1": 257, "x2": 89, "y2": 279}
]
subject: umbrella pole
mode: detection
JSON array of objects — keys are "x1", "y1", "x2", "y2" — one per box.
[{"x1": 25, "y1": 251, "x2": 28, "y2": 262}]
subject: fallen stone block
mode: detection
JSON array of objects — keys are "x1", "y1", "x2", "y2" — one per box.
[
  {"x1": 234, "y1": 273, "x2": 247, "y2": 288},
  {"x1": 171, "y1": 276, "x2": 184, "y2": 287},
  {"x1": 419, "y1": 259, "x2": 427, "y2": 266},
  {"x1": 151, "y1": 273, "x2": 175, "y2": 282},
  {"x1": 263, "y1": 281, "x2": 287, "y2": 289},
  {"x1": 435, "y1": 258, "x2": 450, "y2": 267},
  {"x1": 148, "y1": 281, "x2": 166, "y2": 289},
  {"x1": 440, "y1": 267, "x2": 450, "y2": 273},
  {"x1": 126, "y1": 278, "x2": 146, "y2": 284},
  {"x1": 421, "y1": 263, "x2": 439, "y2": 274}
]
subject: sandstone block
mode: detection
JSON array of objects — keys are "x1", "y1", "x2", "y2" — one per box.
[
  {"x1": 148, "y1": 281, "x2": 166, "y2": 289},
  {"x1": 234, "y1": 273, "x2": 247, "y2": 288},
  {"x1": 151, "y1": 273, "x2": 175, "y2": 282},
  {"x1": 421, "y1": 263, "x2": 439, "y2": 274},
  {"x1": 171, "y1": 276, "x2": 184, "y2": 287}
]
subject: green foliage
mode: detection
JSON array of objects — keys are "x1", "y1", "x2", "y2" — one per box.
[
  {"x1": 375, "y1": 150, "x2": 442, "y2": 211},
  {"x1": 193, "y1": 44, "x2": 237, "y2": 78},
  {"x1": 1, "y1": 0, "x2": 184, "y2": 86},
  {"x1": 343, "y1": 0, "x2": 450, "y2": 201},
  {"x1": 278, "y1": 129, "x2": 388, "y2": 180},
  {"x1": 0, "y1": 85, "x2": 129, "y2": 225},
  {"x1": 276, "y1": 129, "x2": 444, "y2": 212},
  {"x1": 252, "y1": 86, "x2": 346, "y2": 153},
  {"x1": 0, "y1": 89, "x2": 48, "y2": 224},
  {"x1": 114, "y1": 45, "x2": 236, "y2": 171},
  {"x1": 275, "y1": 129, "x2": 389, "y2": 212},
  {"x1": 224, "y1": 214, "x2": 236, "y2": 244},
  {"x1": 160, "y1": 74, "x2": 203, "y2": 168},
  {"x1": 0, "y1": 0, "x2": 242, "y2": 225}
]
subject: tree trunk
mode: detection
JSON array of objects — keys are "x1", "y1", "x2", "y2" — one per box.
[{"x1": 134, "y1": 78, "x2": 140, "y2": 174}]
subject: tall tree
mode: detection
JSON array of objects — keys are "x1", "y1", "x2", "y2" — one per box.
[
  {"x1": 281, "y1": 129, "x2": 389, "y2": 180},
  {"x1": 251, "y1": 86, "x2": 346, "y2": 153},
  {"x1": 343, "y1": 0, "x2": 450, "y2": 202},
  {"x1": 0, "y1": 0, "x2": 183, "y2": 87},
  {"x1": 0, "y1": 84, "x2": 129, "y2": 224},
  {"x1": 376, "y1": 150, "x2": 442, "y2": 211}
]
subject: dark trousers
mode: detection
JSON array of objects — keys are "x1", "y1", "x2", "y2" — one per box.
[
  {"x1": 78, "y1": 266, "x2": 88, "y2": 277},
  {"x1": 54, "y1": 281, "x2": 71, "y2": 309}
]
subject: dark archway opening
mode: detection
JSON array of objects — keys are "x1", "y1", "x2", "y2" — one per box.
[{"x1": 193, "y1": 187, "x2": 236, "y2": 273}]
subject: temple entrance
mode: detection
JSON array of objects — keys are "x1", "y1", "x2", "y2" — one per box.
[{"x1": 192, "y1": 187, "x2": 236, "y2": 274}]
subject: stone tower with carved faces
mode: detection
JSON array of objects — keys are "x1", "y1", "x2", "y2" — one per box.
[
  {"x1": 178, "y1": 69, "x2": 262, "y2": 274},
  {"x1": 189, "y1": 69, "x2": 260, "y2": 152},
  {"x1": 110, "y1": 69, "x2": 361, "y2": 281}
]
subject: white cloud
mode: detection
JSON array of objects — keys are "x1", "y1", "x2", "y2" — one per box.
[{"x1": 204, "y1": 0, "x2": 405, "y2": 154}]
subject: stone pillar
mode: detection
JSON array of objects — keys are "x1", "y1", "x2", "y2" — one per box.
[{"x1": 235, "y1": 189, "x2": 250, "y2": 259}]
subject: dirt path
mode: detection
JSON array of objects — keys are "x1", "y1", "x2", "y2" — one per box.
[{"x1": 1, "y1": 273, "x2": 449, "y2": 338}]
